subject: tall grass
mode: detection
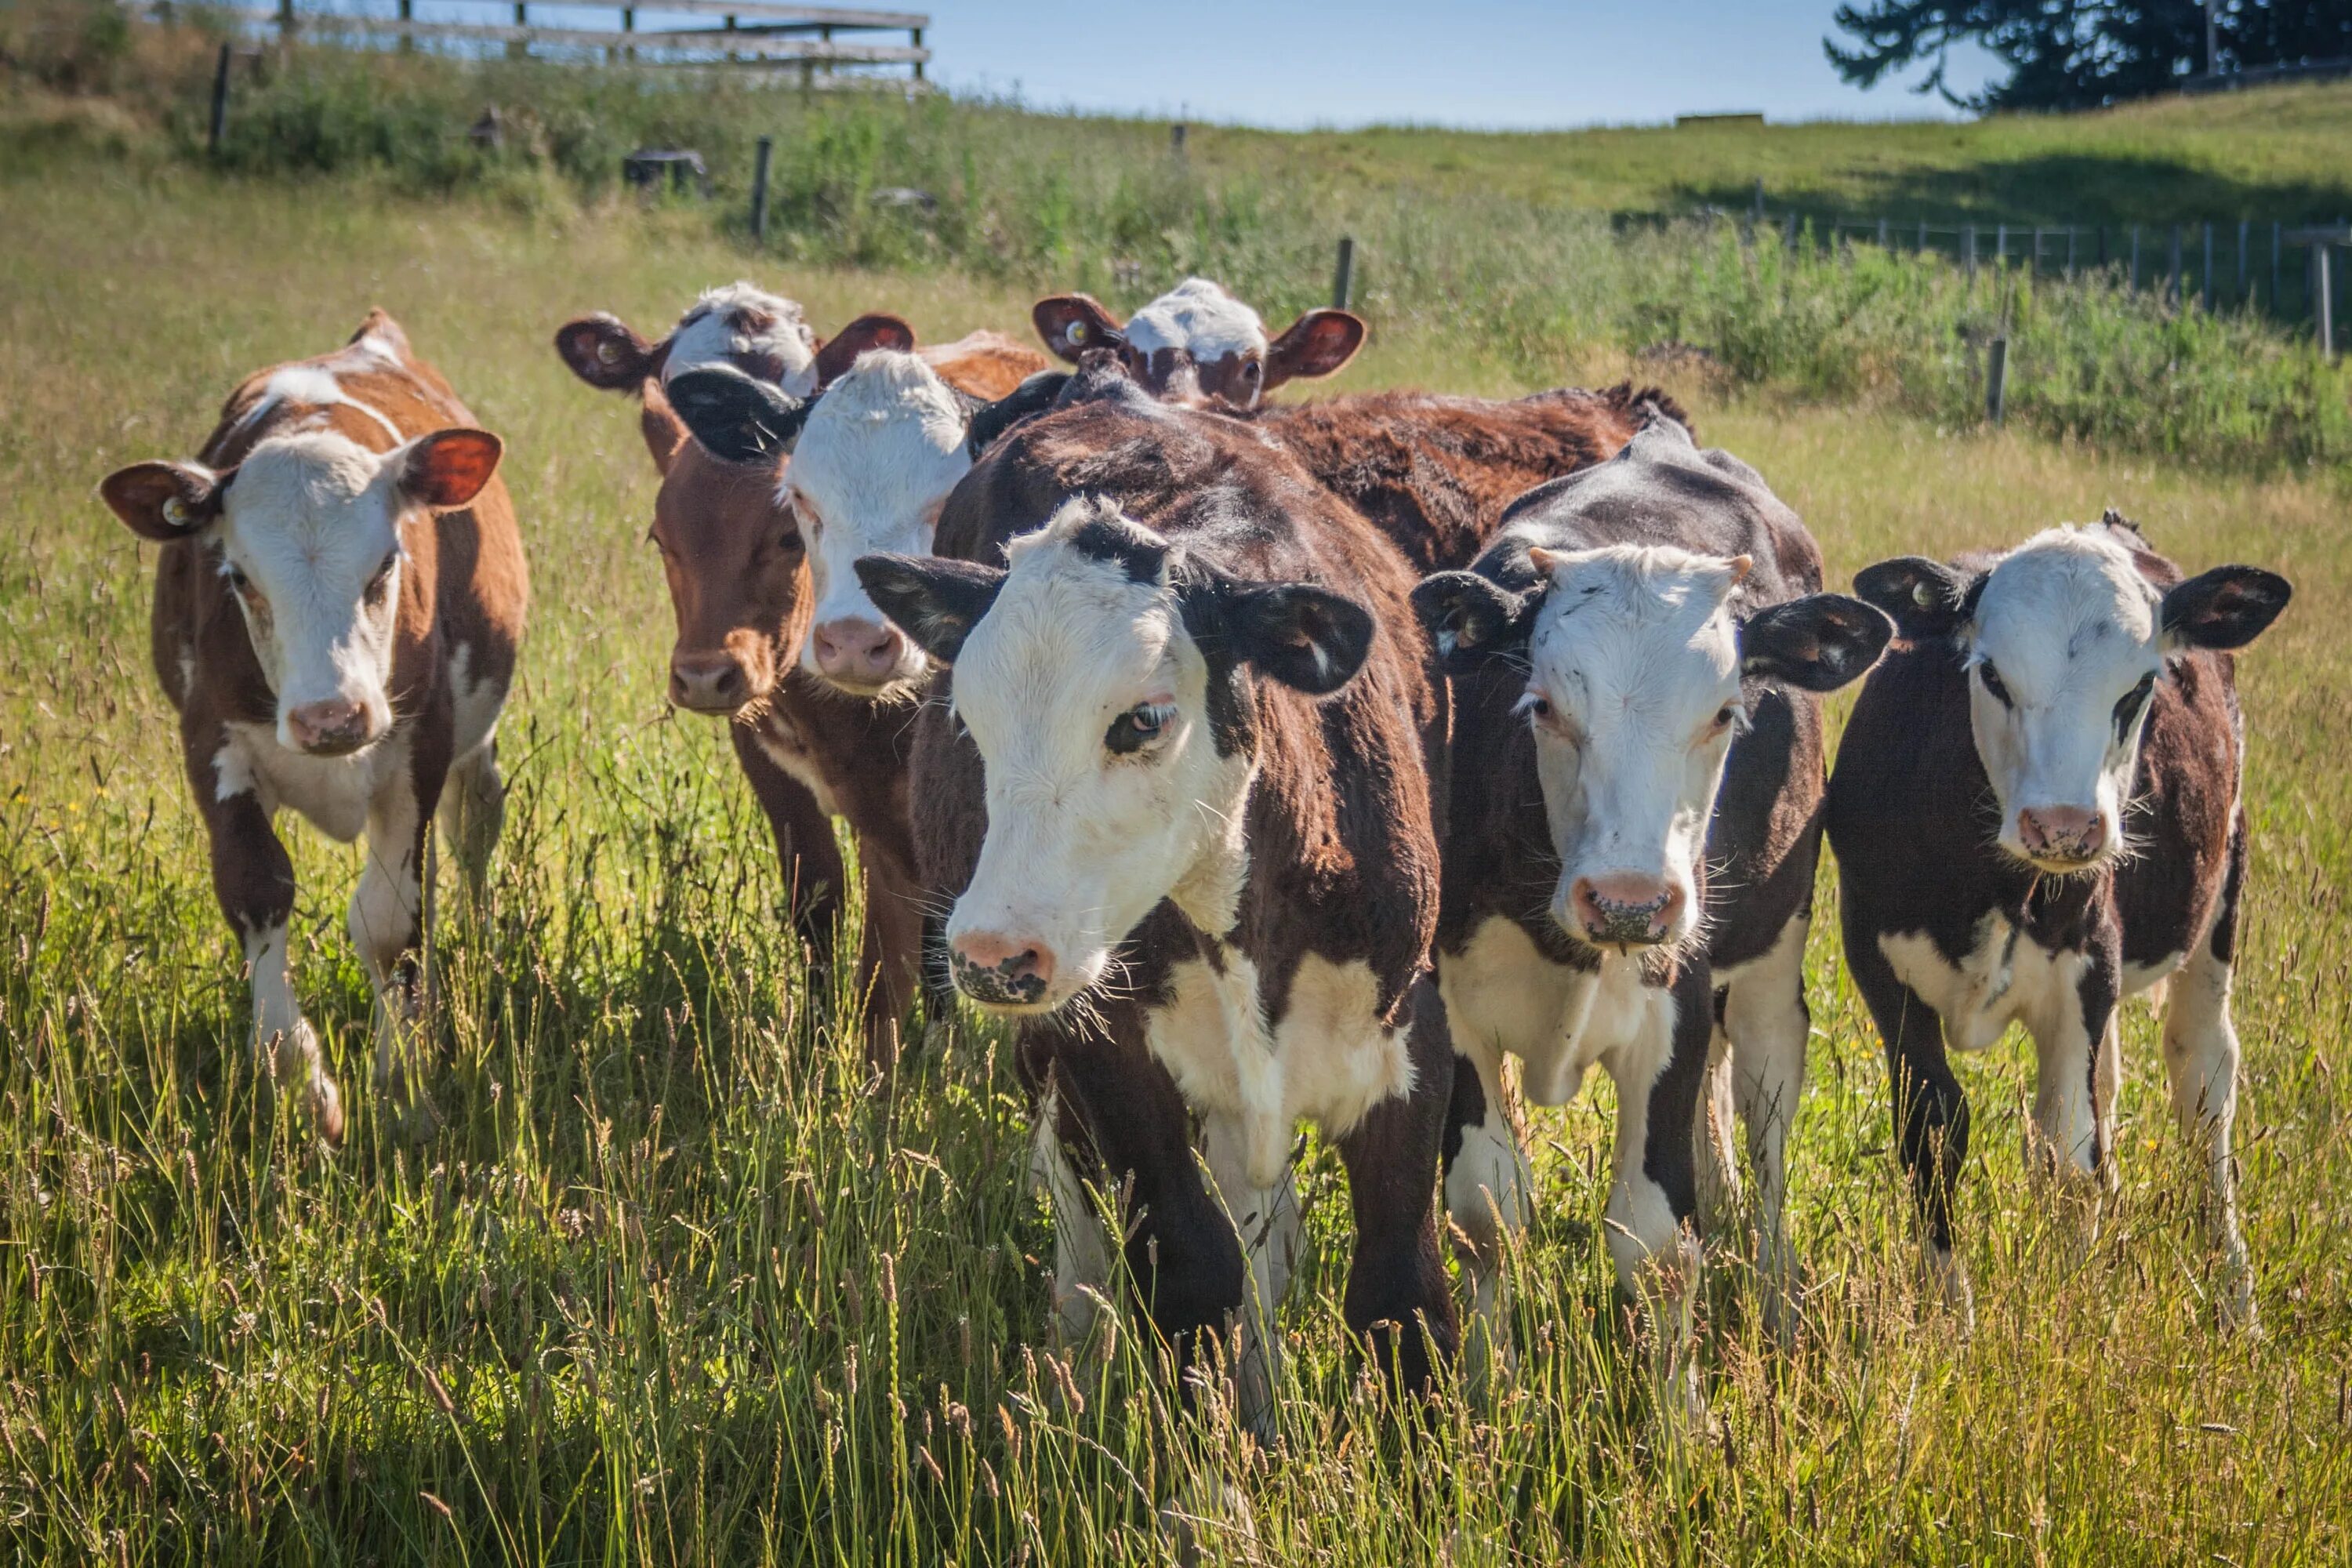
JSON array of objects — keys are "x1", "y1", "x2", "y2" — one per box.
[
  {"x1": 2, "y1": 96, "x2": 2351, "y2": 1568},
  {"x1": 9, "y1": 26, "x2": 2352, "y2": 474}
]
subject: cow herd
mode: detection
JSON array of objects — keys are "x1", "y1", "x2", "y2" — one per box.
[{"x1": 98, "y1": 278, "x2": 2292, "y2": 1439}]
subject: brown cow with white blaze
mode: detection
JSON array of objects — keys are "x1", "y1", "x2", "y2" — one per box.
[
  {"x1": 555, "y1": 292, "x2": 1047, "y2": 1060},
  {"x1": 1831, "y1": 516, "x2": 2290, "y2": 1329},
  {"x1": 100, "y1": 310, "x2": 528, "y2": 1140},
  {"x1": 857, "y1": 376, "x2": 1461, "y2": 1438}
]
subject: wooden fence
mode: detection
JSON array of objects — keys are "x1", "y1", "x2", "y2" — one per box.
[{"x1": 194, "y1": 0, "x2": 931, "y2": 82}]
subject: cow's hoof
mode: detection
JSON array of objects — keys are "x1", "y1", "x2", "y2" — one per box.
[
  {"x1": 1158, "y1": 1479, "x2": 1254, "y2": 1567},
  {"x1": 309, "y1": 1074, "x2": 347, "y2": 1149}
]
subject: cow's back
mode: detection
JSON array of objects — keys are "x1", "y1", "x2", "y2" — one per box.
[
  {"x1": 1257, "y1": 382, "x2": 1685, "y2": 573},
  {"x1": 920, "y1": 330, "x2": 1051, "y2": 401}
]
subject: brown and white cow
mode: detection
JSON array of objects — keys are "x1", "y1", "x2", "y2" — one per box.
[
  {"x1": 1032, "y1": 276, "x2": 1364, "y2": 411},
  {"x1": 1831, "y1": 516, "x2": 2289, "y2": 1329},
  {"x1": 1411, "y1": 417, "x2": 1889, "y2": 1383},
  {"x1": 556, "y1": 293, "x2": 1048, "y2": 1062},
  {"x1": 855, "y1": 376, "x2": 1461, "y2": 1435},
  {"x1": 99, "y1": 310, "x2": 528, "y2": 1140},
  {"x1": 1039, "y1": 280, "x2": 1684, "y2": 574}
]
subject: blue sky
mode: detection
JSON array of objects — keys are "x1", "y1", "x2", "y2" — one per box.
[{"x1": 913, "y1": 1, "x2": 2004, "y2": 129}]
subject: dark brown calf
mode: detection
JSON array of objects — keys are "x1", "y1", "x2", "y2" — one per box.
[
  {"x1": 1831, "y1": 516, "x2": 2289, "y2": 1329},
  {"x1": 557, "y1": 297, "x2": 1048, "y2": 1063},
  {"x1": 858, "y1": 375, "x2": 1461, "y2": 1435},
  {"x1": 100, "y1": 310, "x2": 529, "y2": 1139}
]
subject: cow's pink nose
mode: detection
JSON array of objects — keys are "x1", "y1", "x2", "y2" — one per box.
[
  {"x1": 2018, "y1": 806, "x2": 2106, "y2": 862},
  {"x1": 285, "y1": 699, "x2": 372, "y2": 755},
  {"x1": 670, "y1": 651, "x2": 750, "y2": 713},
  {"x1": 949, "y1": 931, "x2": 1056, "y2": 1007},
  {"x1": 811, "y1": 619, "x2": 906, "y2": 685},
  {"x1": 1569, "y1": 873, "x2": 1683, "y2": 947}
]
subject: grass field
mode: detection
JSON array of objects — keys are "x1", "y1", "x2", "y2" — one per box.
[{"x1": 2, "y1": 148, "x2": 2350, "y2": 1565}]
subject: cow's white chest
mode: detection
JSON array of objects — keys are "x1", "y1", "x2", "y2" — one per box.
[
  {"x1": 750, "y1": 708, "x2": 839, "y2": 816},
  {"x1": 1439, "y1": 916, "x2": 1664, "y2": 1106},
  {"x1": 1882, "y1": 914, "x2": 2085, "y2": 1052},
  {"x1": 217, "y1": 721, "x2": 407, "y2": 843},
  {"x1": 1145, "y1": 948, "x2": 1414, "y2": 1189}
]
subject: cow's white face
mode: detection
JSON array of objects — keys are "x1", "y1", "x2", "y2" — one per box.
[
  {"x1": 1123, "y1": 278, "x2": 1271, "y2": 406},
  {"x1": 1963, "y1": 529, "x2": 2169, "y2": 872},
  {"x1": 102, "y1": 427, "x2": 502, "y2": 757},
  {"x1": 666, "y1": 282, "x2": 820, "y2": 396},
  {"x1": 1519, "y1": 546, "x2": 1747, "y2": 952},
  {"x1": 784, "y1": 351, "x2": 971, "y2": 695},
  {"x1": 944, "y1": 505, "x2": 1253, "y2": 1011}
]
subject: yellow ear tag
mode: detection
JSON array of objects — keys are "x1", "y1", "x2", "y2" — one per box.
[
  {"x1": 1067, "y1": 321, "x2": 1087, "y2": 346},
  {"x1": 163, "y1": 498, "x2": 192, "y2": 528},
  {"x1": 1913, "y1": 583, "x2": 1935, "y2": 607},
  {"x1": 596, "y1": 340, "x2": 623, "y2": 366}
]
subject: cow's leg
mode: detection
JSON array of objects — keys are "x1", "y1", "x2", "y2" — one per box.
[
  {"x1": 1338, "y1": 978, "x2": 1459, "y2": 1403},
  {"x1": 1722, "y1": 910, "x2": 1812, "y2": 1343},
  {"x1": 1440, "y1": 1029, "x2": 1530, "y2": 1392},
  {"x1": 728, "y1": 723, "x2": 845, "y2": 963},
  {"x1": 856, "y1": 847, "x2": 928, "y2": 1074},
  {"x1": 354, "y1": 754, "x2": 441, "y2": 1091},
  {"x1": 1030, "y1": 1014, "x2": 1243, "y2": 1388},
  {"x1": 1846, "y1": 930, "x2": 1973, "y2": 1325},
  {"x1": 2027, "y1": 937, "x2": 2118, "y2": 1262},
  {"x1": 1602, "y1": 966, "x2": 1710, "y2": 1429},
  {"x1": 193, "y1": 730, "x2": 340, "y2": 1141},
  {"x1": 1029, "y1": 1076, "x2": 1119, "y2": 1354},
  {"x1": 1201, "y1": 1110, "x2": 1300, "y2": 1442},
  {"x1": 1691, "y1": 1025, "x2": 1743, "y2": 1250},
  {"x1": 2161, "y1": 832, "x2": 2255, "y2": 1330},
  {"x1": 437, "y1": 731, "x2": 506, "y2": 906}
]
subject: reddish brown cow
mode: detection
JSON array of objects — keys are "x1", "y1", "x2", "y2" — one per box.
[
  {"x1": 100, "y1": 310, "x2": 528, "y2": 1141},
  {"x1": 557, "y1": 292, "x2": 1048, "y2": 1062}
]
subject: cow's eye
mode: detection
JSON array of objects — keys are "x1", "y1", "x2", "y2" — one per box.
[
  {"x1": 1105, "y1": 701, "x2": 1176, "y2": 757},
  {"x1": 365, "y1": 552, "x2": 397, "y2": 604},
  {"x1": 775, "y1": 528, "x2": 804, "y2": 557},
  {"x1": 1712, "y1": 704, "x2": 1739, "y2": 731},
  {"x1": 1241, "y1": 358, "x2": 1262, "y2": 382},
  {"x1": 225, "y1": 564, "x2": 251, "y2": 593},
  {"x1": 2113, "y1": 672, "x2": 2156, "y2": 738},
  {"x1": 1976, "y1": 660, "x2": 2013, "y2": 706}
]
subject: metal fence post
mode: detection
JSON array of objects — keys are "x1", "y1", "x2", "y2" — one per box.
[
  {"x1": 750, "y1": 136, "x2": 773, "y2": 244},
  {"x1": 1170, "y1": 122, "x2": 1186, "y2": 160},
  {"x1": 2202, "y1": 223, "x2": 2214, "y2": 311},
  {"x1": 1986, "y1": 336, "x2": 2008, "y2": 425},
  {"x1": 1917, "y1": 219, "x2": 1928, "y2": 253},
  {"x1": 1330, "y1": 235, "x2": 1356, "y2": 311},
  {"x1": 2320, "y1": 245, "x2": 2336, "y2": 358},
  {"x1": 2238, "y1": 219, "x2": 2250, "y2": 307},
  {"x1": 2168, "y1": 225, "x2": 2183, "y2": 307},
  {"x1": 207, "y1": 42, "x2": 231, "y2": 154},
  {"x1": 1878, "y1": 216, "x2": 1889, "y2": 249},
  {"x1": 1994, "y1": 222, "x2": 2006, "y2": 268},
  {"x1": 2129, "y1": 226, "x2": 2141, "y2": 289},
  {"x1": 2066, "y1": 226, "x2": 2077, "y2": 278},
  {"x1": 1964, "y1": 225, "x2": 1977, "y2": 284},
  {"x1": 2031, "y1": 226, "x2": 2042, "y2": 276},
  {"x1": 2272, "y1": 221, "x2": 2284, "y2": 314}
]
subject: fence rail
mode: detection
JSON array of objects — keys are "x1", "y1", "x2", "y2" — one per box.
[{"x1": 184, "y1": 0, "x2": 931, "y2": 78}]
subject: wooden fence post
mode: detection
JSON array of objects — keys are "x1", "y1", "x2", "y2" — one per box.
[
  {"x1": 2272, "y1": 220, "x2": 2283, "y2": 312},
  {"x1": 2202, "y1": 223, "x2": 2214, "y2": 311},
  {"x1": 277, "y1": 0, "x2": 293, "y2": 44},
  {"x1": 1994, "y1": 222, "x2": 2006, "y2": 268},
  {"x1": 1330, "y1": 236, "x2": 1356, "y2": 310},
  {"x1": 1782, "y1": 211, "x2": 1798, "y2": 252},
  {"x1": 2318, "y1": 245, "x2": 2336, "y2": 358},
  {"x1": 750, "y1": 136, "x2": 773, "y2": 245},
  {"x1": 1986, "y1": 336, "x2": 2008, "y2": 426},
  {"x1": 1964, "y1": 225, "x2": 1977, "y2": 284},
  {"x1": 1751, "y1": 179, "x2": 1765, "y2": 223},
  {"x1": 2237, "y1": 220, "x2": 2250, "y2": 307},
  {"x1": 2129, "y1": 226, "x2": 2141, "y2": 289},
  {"x1": 207, "y1": 42, "x2": 231, "y2": 154},
  {"x1": 2066, "y1": 226, "x2": 2077, "y2": 278},
  {"x1": 2168, "y1": 225, "x2": 2183, "y2": 307},
  {"x1": 1878, "y1": 216, "x2": 1889, "y2": 249},
  {"x1": 2031, "y1": 226, "x2": 2042, "y2": 275},
  {"x1": 911, "y1": 24, "x2": 923, "y2": 82},
  {"x1": 1170, "y1": 122, "x2": 1186, "y2": 160},
  {"x1": 1916, "y1": 219, "x2": 1927, "y2": 253}
]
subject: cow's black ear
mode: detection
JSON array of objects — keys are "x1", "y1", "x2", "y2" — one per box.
[
  {"x1": 1212, "y1": 581, "x2": 1376, "y2": 695},
  {"x1": 1741, "y1": 593, "x2": 1894, "y2": 692},
  {"x1": 666, "y1": 365, "x2": 811, "y2": 463},
  {"x1": 855, "y1": 554, "x2": 1005, "y2": 665},
  {"x1": 1410, "y1": 570, "x2": 1539, "y2": 666},
  {"x1": 2161, "y1": 565, "x2": 2292, "y2": 652},
  {"x1": 1853, "y1": 556, "x2": 1983, "y2": 641},
  {"x1": 966, "y1": 371, "x2": 1072, "y2": 459}
]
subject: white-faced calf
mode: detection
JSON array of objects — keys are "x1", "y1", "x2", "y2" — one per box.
[
  {"x1": 1412, "y1": 417, "x2": 1889, "y2": 1379},
  {"x1": 858, "y1": 381, "x2": 1460, "y2": 1433},
  {"x1": 1832, "y1": 516, "x2": 2290, "y2": 1327},
  {"x1": 1032, "y1": 276, "x2": 1365, "y2": 409},
  {"x1": 100, "y1": 311, "x2": 528, "y2": 1139}
]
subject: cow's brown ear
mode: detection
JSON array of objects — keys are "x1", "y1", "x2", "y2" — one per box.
[
  {"x1": 639, "y1": 378, "x2": 690, "y2": 475},
  {"x1": 815, "y1": 313, "x2": 918, "y2": 386},
  {"x1": 554, "y1": 313, "x2": 666, "y2": 391},
  {"x1": 100, "y1": 461, "x2": 227, "y2": 542},
  {"x1": 399, "y1": 430, "x2": 504, "y2": 510},
  {"x1": 1032, "y1": 294, "x2": 1124, "y2": 363},
  {"x1": 1264, "y1": 308, "x2": 1365, "y2": 389}
]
